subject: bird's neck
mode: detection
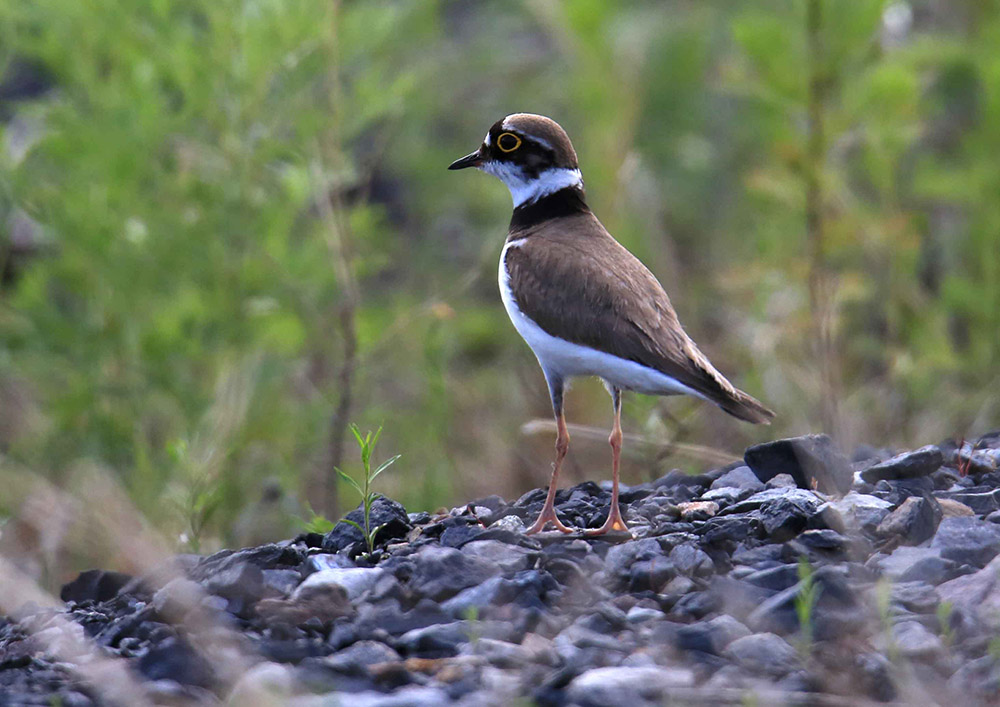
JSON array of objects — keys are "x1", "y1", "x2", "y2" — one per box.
[{"x1": 509, "y1": 185, "x2": 590, "y2": 234}]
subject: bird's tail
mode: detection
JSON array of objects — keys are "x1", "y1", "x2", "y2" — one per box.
[{"x1": 717, "y1": 388, "x2": 775, "y2": 425}]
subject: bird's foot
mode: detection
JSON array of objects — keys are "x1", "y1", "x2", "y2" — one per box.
[
  {"x1": 585, "y1": 504, "x2": 631, "y2": 537},
  {"x1": 525, "y1": 505, "x2": 575, "y2": 535}
]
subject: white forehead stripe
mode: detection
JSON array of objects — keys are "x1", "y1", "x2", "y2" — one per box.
[
  {"x1": 500, "y1": 116, "x2": 553, "y2": 151},
  {"x1": 480, "y1": 163, "x2": 583, "y2": 208},
  {"x1": 483, "y1": 131, "x2": 491, "y2": 147}
]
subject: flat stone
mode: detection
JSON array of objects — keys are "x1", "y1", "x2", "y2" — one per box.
[
  {"x1": 931, "y1": 517, "x2": 1000, "y2": 568},
  {"x1": 461, "y1": 540, "x2": 536, "y2": 573},
  {"x1": 566, "y1": 666, "x2": 696, "y2": 706},
  {"x1": 723, "y1": 632, "x2": 800, "y2": 677},
  {"x1": 408, "y1": 546, "x2": 500, "y2": 601},
  {"x1": 294, "y1": 568, "x2": 386, "y2": 601},
  {"x1": 744, "y1": 434, "x2": 853, "y2": 495},
  {"x1": 676, "y1": 615, "x2": 751, "y2": 654},
  {"x1": 322, "y1": 640, "x2": 400, "y2": 671},
  {"x1": 710, "y1": 466, "x2": 764, "y2": 492},
  {"x1": 678, "y1": 501, "x2": 719, "y2": 521},
  {"x1": 939, "y1": 489, "x2": 1000, "y2": 516},
  {"x1": 827, "y1": 493, "x2": 892, "y2": 534},
  {"x1": 875, "y1": 495, "x2": 942, "y2": 545},
  {"x1": 937, "y1": 498, "x2": 976, "y2": 518},
  {"x1": 669, "y1": 543, "x2": 714, "y2": 577},
  {"x1": 937, "y1": 555, "x2": 1000, "y2": 630},
  {"x1": 860, "y1": 445, "x2": 944, "y2": 483},
  {"x1": 877, "y1": 546, "x2": 960, "y2": 585},
  {"x1": 892, "y1": 620, "x2": 943, "y2": 660}
]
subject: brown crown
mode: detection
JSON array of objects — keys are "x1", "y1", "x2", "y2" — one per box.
[{"x1": 490, "y1": 114, "x2": 579, "y2": 171}]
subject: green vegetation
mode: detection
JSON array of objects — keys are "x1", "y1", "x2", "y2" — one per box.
[
  {"x1": 335, "y1": 425, "x2": 400, "y2": 555},
  {"x1": 794, "y1": 556, "x2": 821, "y2": 655},
  {"x1": 1, "y1": 1, "x2": 999, "y2": 574}
]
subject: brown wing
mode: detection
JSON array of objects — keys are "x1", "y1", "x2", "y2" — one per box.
[{"x1": 505, "y1": 214, "x2": 774, "y2": 423}]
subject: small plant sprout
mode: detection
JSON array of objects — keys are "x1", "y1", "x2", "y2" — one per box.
[
  {"x1": 296, "y1": 502, "x2": 336, "y2": 535},
  {"x1": 336, "y1": 425, "x2": 400, "y2": 555},
  {"x1": 937, "y1": 601, "x2": 955, "y2": 648},
  {"x1": 795, "y1": 556, "x2": 822, "y2": 656}
]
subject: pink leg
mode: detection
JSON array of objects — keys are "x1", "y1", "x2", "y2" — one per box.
[
  {"x1": 525, "y1": 412, "x2": 575, "y2": 534},
  {"x1": 587, "y1": 388, "x2": 630, "y2": 536}
]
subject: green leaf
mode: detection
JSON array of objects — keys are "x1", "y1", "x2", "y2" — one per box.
[
  {"x1": 371, "y1": 454, "x2": 401, "y2": 480},
  {"x1": 336, "y1": 467, "x2": 364, "y2": 497}
]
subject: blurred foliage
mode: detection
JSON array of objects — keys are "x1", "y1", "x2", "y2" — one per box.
[{"x1": 0, "y1": 0, "x2": 998, "y2": 567}]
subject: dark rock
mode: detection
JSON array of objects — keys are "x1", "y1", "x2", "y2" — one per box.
[
  {"x1": 747, "y1": 566, "x2": 863, "y2": 640},
  {"x1": 860, "y1": 445, "x2": 944, "y2": 483},
  {"x1": 408, "y1": 546, "x2": 500, "y2": 601},
  {"x1": 710, "y1": 465, "x2": 764, "y2": 493},
  {"x1": 741, "y1": 564, "x2": 799, "y2": 592},
  {"x1": 931, "y1": 517, "x2": 1000, "y2": 568},
  {"x1": 937, "y1": 555, "x2": 1000, "y2": 630},
  {"x1": 744, "y1": 434, "x2": 852, "y2": 495},
  {"x1": 675, "y1": 615, "x2": 751, "y2": 655},
  {"x1": 875, "y1": 495, "x2": 943, "y2": 545},
  {"x1": 939, "y1": 488, "x2": 1000, "y2": 516},
  {"x1": 877, "y1": 546, "x2": 962, "y2": 585},
  {"x1": 60, "y1": 570, "x2": 133, "y2": 605},
  {"x1": 872, "y1": 476, "x2": 936, "y2": 506},
  {"x1": 323, "y1": 497, "x2": 411, "y2": 553},
  {"x1": 668, "y1": 543, "x2": 714, "y2": 577},
  {"x1": 136, "y1": 637, "x2": 214, "y2": 688},
  {"x1": 856, "y1": 651, "x2": 896, "y2": 702}
]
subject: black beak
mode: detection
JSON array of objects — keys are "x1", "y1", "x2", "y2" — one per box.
[{"x1": 448, "y1": 150, "x2": 484, "y2": 170}]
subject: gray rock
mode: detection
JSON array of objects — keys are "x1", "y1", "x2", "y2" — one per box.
[
  {"x1": 566, "y1": 666, "x2": 696, "y2": 707},
  {"x1": 409, "y1": 546, "x2": 500, "y2": 601},
  {"x1": 604, "y1": 538, "x2": 665, "y2": 579},
  {"x1": 940, "y1": 489, "x2": 1000, "y2": 516},
  {"x1": 827, "y1": 493, "x2": 892, "y2": 534},
  {"x1": 669, "y1": 543, "x2": 714, "y2": 577},
  {"x1": 744, "y1": 434, "x2": 853, "y2": 495},
  {"x1": 891, "y1": 620, "x2": 943, "y2": 660},
  {"x1": 723, "y1": 632, "x2": 800, "y2": 677},
  {"x1": 875, "y1": 495, "x2": 942, "y2": 545},
  {"x1": 937, "y1": 555, "x2": 1000, "y2": 630},
  {"x1": 626, "y1": 606, "x2": 664, "y2": 623},
  {"x1": 323, "y1": 640, "x2": 400, "y2": 671},
  {"x1": 290, "y1": 686, "x2": 452, "y2": 707},
  {"x1": 461, "y1": 539, "x2": 535, "y2": 573},
  {"x1": 766, "y1": 473, "x2": 798, "y2": 489},
  {"x1": 877, "y1": 546, "x2": 960, "y2": 585},
  {"x1": 710, "y1": 466, "x2": 764, "y2": 493},
  {"x1": 676, "y1": 614, "x2": 751, "y2": 654},
  {"x1": 294, "y1": 567, "x2": 386, "y2": 601},
  {"x1": 931, "y1": 517, "x2": 1000, "y2": 568},
  {"x1": 860, "y1": 445, "x2": 944, "y2": 483},
  {"x1": 469, "y1": 637, "x2": 528, "y2": 667}
]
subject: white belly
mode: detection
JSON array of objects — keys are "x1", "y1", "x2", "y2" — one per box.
[{"x1": 498, "y1": 240, "x2": 705, "y2": 398}]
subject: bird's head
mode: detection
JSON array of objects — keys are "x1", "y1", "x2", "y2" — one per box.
[{"x1": 449, "y1": 113, "x2": 583, "y2": 208}]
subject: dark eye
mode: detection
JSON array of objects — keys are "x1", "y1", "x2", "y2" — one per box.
[{"x1": 497, "y1": 132, "x2": 521, "y2": 153}]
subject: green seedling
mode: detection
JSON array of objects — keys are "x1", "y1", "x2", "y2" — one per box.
[
  {"x1": 937, "y1": 601, "x2": 955, "y2": 648},
  {"x1": 794, "y1": 556, "x2": 822, "y2": 657},
  {"x1": 336, "y1": 425, "x2": 400, "y2": 555},
  {"x1": 296, "y1": 502, "x2": 336, "y2": 535}
]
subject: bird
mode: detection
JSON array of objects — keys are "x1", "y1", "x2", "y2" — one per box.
[{"x1": 449, "y1": 113, "x2": 774, "y2": 536}]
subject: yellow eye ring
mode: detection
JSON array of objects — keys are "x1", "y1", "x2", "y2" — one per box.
[{"x1": 497, "y1": 132, "x2": 521, "y2": 153}]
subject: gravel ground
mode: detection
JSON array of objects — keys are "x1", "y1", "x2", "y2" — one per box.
[{"x1": 3, "y1": 431, "x2": 1000, "y2": 706}]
